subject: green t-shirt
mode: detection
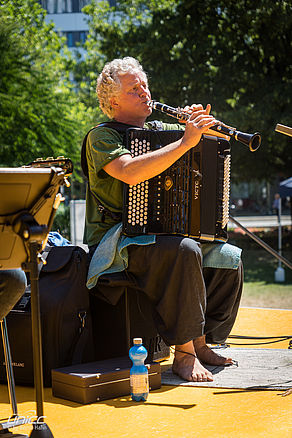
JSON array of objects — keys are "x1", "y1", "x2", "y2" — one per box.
[{"x1": 83, "y1": 121, "x2": 184, "y2": 246}]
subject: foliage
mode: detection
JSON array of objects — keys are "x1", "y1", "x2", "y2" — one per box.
[
  {"x1": 0, "y1": 0, "x2": 93, "y2": 191},
  {"x1": 81, "y1": 0, "x2": 292, "y2": 182}
]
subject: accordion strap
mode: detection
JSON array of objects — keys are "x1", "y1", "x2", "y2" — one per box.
[
  {"x1": 147, "y1": 120, "x2": 164, "y2": 131},
  {"x1": 81, "y1": 121, "x2": 135, "y2": 222},
  {"x1": 81, "y1": 120, "x2": 163, "y2": 222},
  {"x1": 81, "y1": 121, "x2": 133, "y2": 179}
]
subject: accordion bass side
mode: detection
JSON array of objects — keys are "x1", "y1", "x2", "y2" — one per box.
[{"x1": 122, "y1": 128, "x2": 231, "y2": 242}]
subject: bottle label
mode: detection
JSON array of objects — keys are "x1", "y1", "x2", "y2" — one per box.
[{"x1": 130, "y1": 374, "x2": 149, "y2": 394}]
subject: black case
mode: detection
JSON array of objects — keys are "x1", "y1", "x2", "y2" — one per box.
[
  {"x1": 0, "y1": 246, "x2": 94, "y2": 386},
  {"x1": 52, "y1": 356, "x2": 161, "y2": 404},
  {"x1": 90, "y1": 288, "x2": 170, "y2": 363}
]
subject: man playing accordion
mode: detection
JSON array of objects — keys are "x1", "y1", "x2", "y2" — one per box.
[{"x1": 83, "y1": 57, "x2": 243, "y2": 382}]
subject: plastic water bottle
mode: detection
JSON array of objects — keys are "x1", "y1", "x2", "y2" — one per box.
[{"x1": 129, "y1": 338, "x2": 149, "y2": 401}]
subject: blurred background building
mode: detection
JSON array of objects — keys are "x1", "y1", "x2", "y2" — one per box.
[
  {"x1": 38, "y1": 1, "x2": 118, "y2": 54},
  {"x1": 38, "y1": 1, "x2": 90, "y2": 54}
]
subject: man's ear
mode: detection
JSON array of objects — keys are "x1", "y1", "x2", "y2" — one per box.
[{"x1": 110, "y1": 96, "x2": 119, "y2": 109}]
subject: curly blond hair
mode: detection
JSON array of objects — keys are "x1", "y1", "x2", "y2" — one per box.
[{"x1": 96, "y1": 57, "x2": 148, "y2": 118}]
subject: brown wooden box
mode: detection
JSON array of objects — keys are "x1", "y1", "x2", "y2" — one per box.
[{"x1": 51, "y1": 356, "x2": 161, "y2": 404}]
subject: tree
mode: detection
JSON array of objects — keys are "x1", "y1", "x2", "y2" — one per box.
[
  {"x1": 81, "y1": 0, "x2": 292, "y2": 182},
  {"x1": 0, "y1": 0, "x2": 94, "y2": 190}
]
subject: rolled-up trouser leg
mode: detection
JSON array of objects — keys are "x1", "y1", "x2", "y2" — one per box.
[
  {"x1": 95, "y1": 236, "x2": 243, "y2": 347},
  {"x1": 203, "y1": 260, "x2": 243, "y2": 344},
  {"x1": 126, "y1": 235, "x2": 207, "y2": 346}
]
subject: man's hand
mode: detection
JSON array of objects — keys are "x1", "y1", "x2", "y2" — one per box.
[{"x1": 181, "y1": 104, "x2": 217, "y2": 149}]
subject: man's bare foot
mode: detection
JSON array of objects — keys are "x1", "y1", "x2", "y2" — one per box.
[
  {"x1": 172, "y1": 349, "x2": 213, "y2": 382},
  {"x1": 194, "y1": 336, "x2": 233, "y2": 366}
]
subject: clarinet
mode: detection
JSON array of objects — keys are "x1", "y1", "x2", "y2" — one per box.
[{"x1": 149, "y1": 100, "x2": 261, "y2": 152}]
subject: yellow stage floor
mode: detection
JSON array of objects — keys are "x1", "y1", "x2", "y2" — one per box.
[{"x1": 1, "y1": 307, "x2": 291, "y2": 438}]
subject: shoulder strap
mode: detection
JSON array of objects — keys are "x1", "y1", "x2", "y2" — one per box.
[
  {"x1": 81, "y1": 121, "x2": 134, "y2": 179},
  {"x1": 81, "y1": 126, "x2": 97, "y2": 180},
  {"x1": 80, "y1": 120, "x2": 163, "y2": 222},
  {"x1": 147, "y1": 120, "x2": 164, "y2": 131},
  {"x1": 81, "y1": 121, "x2": 133, "y2": 223}
]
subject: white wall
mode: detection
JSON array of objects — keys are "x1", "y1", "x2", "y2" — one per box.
[
  {"x1": 45, "y1": 12, "x2": 89, "y2": 31},
  {"x1": 70, "y1": 199, "x2": 87, "y2": 250}
]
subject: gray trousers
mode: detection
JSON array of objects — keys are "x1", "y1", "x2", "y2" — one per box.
[
  {"x1": 0, "y1": 269, "x2": 27, "y2": 321},
  {"x1": 92, "y1": 235, "x2": 243, "y2": 346}
]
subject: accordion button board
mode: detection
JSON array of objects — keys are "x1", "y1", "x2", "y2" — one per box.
[{"x1": 122, "y1": 128, "x2": 231, "y2": 242}]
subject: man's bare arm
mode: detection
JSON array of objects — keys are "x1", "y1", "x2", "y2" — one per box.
[{"x1": 104, "y1": 109, "x2": 216, "y2": 185}]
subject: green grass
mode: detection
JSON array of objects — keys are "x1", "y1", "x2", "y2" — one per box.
[
  {"x1": 229, "y1": 230, "x2": 292, "y2": 309},
  {"x1": 241, "y1": 249, "x2": 292, "y2": 284},
  {"x1": 241, "y1": 281, "x2": 292, "y2": 309}
]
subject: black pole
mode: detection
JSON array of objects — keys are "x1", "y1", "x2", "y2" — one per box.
[
  {"x1": 28, "y1": 242, "x2": 45, "y2": 418},
  {"x1": 27, "y1": 242, "x2": 54, "y2": 438}
]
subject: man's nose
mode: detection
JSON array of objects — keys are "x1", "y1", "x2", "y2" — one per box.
[{"x1": 139, "y1": 86, "x2": 149, "y2": 98}]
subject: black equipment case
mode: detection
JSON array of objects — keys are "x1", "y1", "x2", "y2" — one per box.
[
  {"x1": 52, "y1": 356, "x2": 161, "y2": 404},
  {"x1": 0, "y1": 245, "x2": 94, "y2": 386},
  {"x1": 90, "y1": 287, "x2": 170, "y2": 363}
]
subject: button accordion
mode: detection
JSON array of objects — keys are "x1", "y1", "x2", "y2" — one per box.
[{"x1": 122, "y1": 128, "x2": 231, "y2": 242}]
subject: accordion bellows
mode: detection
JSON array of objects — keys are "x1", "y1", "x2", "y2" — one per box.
[{"x1": 122, "y1": 129, "x2": 231, "y2": 243}]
